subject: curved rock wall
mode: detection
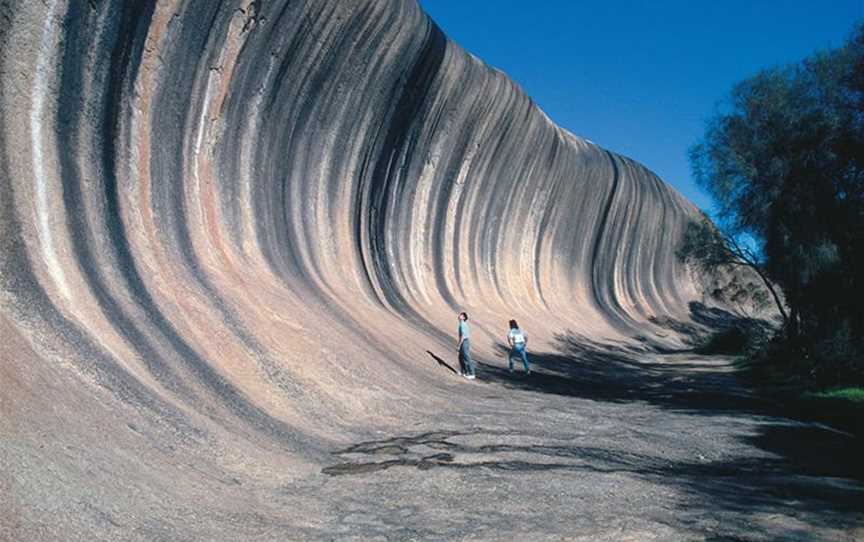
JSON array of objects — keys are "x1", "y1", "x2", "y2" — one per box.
[{"x1": 1, "y1": 0, "x2": 701, "y2": 451}]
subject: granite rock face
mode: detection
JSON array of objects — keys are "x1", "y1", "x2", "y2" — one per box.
[{"x1": 0, "y1": 1, "x2": 723, "y2": 538}]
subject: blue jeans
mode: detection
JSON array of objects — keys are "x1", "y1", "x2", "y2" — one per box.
[
  {"x1": 459, "y1": 339, "x2": 475, "y2": 376},
  {"x1": 509, "y1": 343, "x2": 530, "y2": 372}
]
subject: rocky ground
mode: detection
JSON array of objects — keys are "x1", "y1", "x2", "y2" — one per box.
[
  {"x1": 300, "y1": 350, "x2": 864, "y2": 541},
  {"x1": 5, "y1": 334, "x2": 863, "y2": 541}
]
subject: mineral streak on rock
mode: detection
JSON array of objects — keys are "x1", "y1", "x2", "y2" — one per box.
[{"x1": 1, "y1": 0, "x2": 708, "y2": 536}]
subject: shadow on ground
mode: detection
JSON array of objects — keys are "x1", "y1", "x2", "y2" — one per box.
[
  {"x1": 323, "y1": 427, "x2": 863, "y2": 536},
  {"x1": 477, "y1": 327, "x2": 863, "y2": 474},
  {"x1": 472, "y1": 303, "x2": 775, "y2": 416},
  {"x1": 481, "y1": 329, "x2": 759, "y2": 415},
  {"x1": 426, "y1": 350, "x2": 458, "y2": 375},
  {"x1": 370, "y1": 305, "x2": 864, "y2": 537}
]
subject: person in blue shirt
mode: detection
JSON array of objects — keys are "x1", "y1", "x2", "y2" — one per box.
[
  {"x1": 507, "y1": 319, "x2": 531, "y2": 375},
  {"x1": 457, "y1": 312, "x2": 475, "y2": 380}
]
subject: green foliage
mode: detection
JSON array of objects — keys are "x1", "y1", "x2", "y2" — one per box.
[
  {"x1": 696, "y1": 322, "x2": 769, "y2": 356},
  {"x1": 689, "y1": 23, "x2": 864, "y2": 385},
  {"x1": 798, "y1": 387, "x2": 864, "y2": 435},
  {"x1": 678, "y1": 216, "x2": 785, "y2": 320},
  {"x1": 805, "y1": 387, "x2": 864, "y2": 403}
]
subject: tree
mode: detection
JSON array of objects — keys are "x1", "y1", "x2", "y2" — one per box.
[
  {"x1": 678, "y1": 215, "x2": 787, "y2": 324},
  {"x1": 688, "y1": 23, "x2": 864, "y2": 381}
]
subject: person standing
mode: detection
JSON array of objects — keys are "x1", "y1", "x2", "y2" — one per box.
[
  {"x1": 507, "y1": 319, "x2": 531, "y2": 375},
  {"x1": 457, "y1": 312, "x2": 476, "y2": 380}
]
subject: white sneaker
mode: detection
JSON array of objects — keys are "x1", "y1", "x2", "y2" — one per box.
[{"x1": 466, "y1": 374, "x2": 476, "y2": 380}]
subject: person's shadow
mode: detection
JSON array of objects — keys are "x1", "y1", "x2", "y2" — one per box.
[{"x1": 426, "y1": 350, "x2": 458, "y2": 375}]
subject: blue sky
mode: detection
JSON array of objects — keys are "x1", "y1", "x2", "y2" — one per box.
[{"x1": 418, "y1": 0, "x2": 863, "y2": 211}]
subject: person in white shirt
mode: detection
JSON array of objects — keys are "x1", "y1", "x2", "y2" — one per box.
[{"x1": 506, "y1": 319, "x2": 531, "y2": 375}]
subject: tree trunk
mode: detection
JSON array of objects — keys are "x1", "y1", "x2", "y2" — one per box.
[
  {"x1": 748, "y1": 263, "x2": 789, "y2": 326},
  {"x1": 788, "y1": 304, "x2": 800, "y2": 341}
]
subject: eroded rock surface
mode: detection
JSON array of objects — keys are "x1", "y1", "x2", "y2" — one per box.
[{"x1": 1, "y1": 1, "x2": 861, "y2": 540}]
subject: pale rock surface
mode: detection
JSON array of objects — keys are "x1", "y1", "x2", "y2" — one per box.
[{"x1": 1, "y1": 1, "x2": 861, "y2": 540}]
